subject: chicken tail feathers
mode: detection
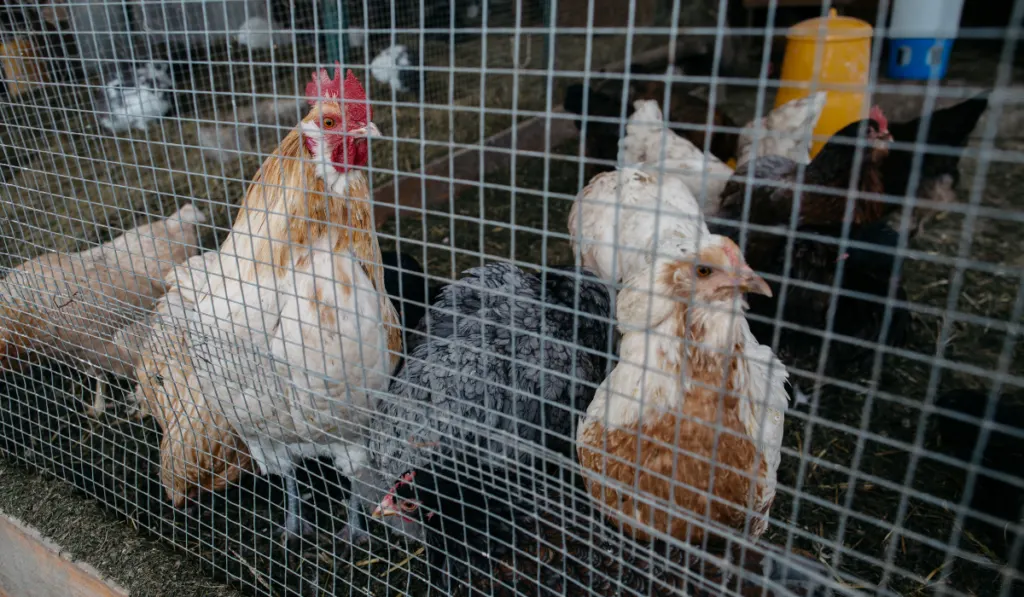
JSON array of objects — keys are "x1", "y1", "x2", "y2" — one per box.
[{"x1": 890, "y1": 93, "x2": 990, "y2": 149}]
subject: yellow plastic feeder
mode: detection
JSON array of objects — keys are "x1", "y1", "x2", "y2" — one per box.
[{"x1": 774, "y1": 8, "x2": 873, "y2": 157}]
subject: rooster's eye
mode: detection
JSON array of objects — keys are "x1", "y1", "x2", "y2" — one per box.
[
  {"x1": 696, "y1": 266, "x2": 713, "y2": 278},
  {"x1": 400, "y1": 500, "x2": 418, "y2": 512},
  {"x1": 322, "y1": 117, "x2": 336, "y2": 128}
]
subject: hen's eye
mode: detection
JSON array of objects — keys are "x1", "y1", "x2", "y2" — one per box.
[
  {"x1": 322, "y1": 117, "x2": 336, "y2": 128},
  {"x1": 400, "y1": 500, "x2": 418, "y2": 512},
  {"x1": 696, "y1": 266, "x2": 713, "y2": 277}
]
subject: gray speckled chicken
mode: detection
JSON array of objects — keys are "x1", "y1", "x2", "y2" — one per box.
[{"x1": 341, "y1": 262, "x2": 615, "y2": 550}]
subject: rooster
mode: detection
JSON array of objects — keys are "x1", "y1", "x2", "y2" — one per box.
[
  {"x1": 344, "y1": 263, "x2": 613, "y2": 557},
  {"x1": 735, "y1": 92, "x2": 828, "y2": 169},
  {"x1": 0, "y1": 205, "x2": 204, "y2": 417},
  {"x1": 372, "y1": 454, "x2": 842, "y2": 597},
  {"x1": 135, "y1": 249, "x2": 437, "y2": 509},
  {"x1": 577, "y1": 237, "x2": 789, "y2": 548},
  {"x1": 147, "y1": 67, "x2": 401, "y2": 540}
]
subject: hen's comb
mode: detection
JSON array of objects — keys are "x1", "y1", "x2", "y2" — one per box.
[{"x1": 869, "y1": 105, "x2": 888, "y2": 132}]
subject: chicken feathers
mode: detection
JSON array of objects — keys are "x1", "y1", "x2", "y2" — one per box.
[
  {"x1": 619, "y1": 100, "x2": 735, "y2": 206},
  {"x1": 376, "y1": 454, "x2": 840, "y2": 597},
  {"x1": 736, "y1": 92, "x2": 827, "y2": 168},
  {"x1": 349, "y1": 263, "x2": 614, "y2": 551},
  {"x1": 578, "y1": 242, "x2": 789, "y2": 546},
  {"x1": 0, "y1": 205, "x2": 205, "y2": 416},
  {"x1": 129, "y1": 251, "x2": 252, "y2": 506},
  {"x1": 569, "y1": 167, "x2": 711, "y2": 285}
]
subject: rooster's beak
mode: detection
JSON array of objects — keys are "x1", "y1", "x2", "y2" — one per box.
[
  {"x1": 350, "y1": 123, "x2": 381, "y2": 138},
  {"x1": 371, "y1": 504, "x2": 398, "y2": 519},
  {"x1": 735, "y1": 266, "x2": 772, "y2": 297}
]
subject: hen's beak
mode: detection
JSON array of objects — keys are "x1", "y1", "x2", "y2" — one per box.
[
  {"x1": 734, "y1": 265, "x2": 772, "y2": 297},
  {"x1": 371, "y1": 504, "x2": 398, "y2": 519},
  {"x1": 350, "y1": 122, "x2": 381, "y2": 138}
]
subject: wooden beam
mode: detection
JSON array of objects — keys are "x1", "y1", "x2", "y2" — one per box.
[{"x1": 0, "y1": 514, "x2": 129, "y2": 597}]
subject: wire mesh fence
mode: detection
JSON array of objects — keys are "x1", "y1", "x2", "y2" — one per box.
[{"x1": 0, "y1": 1, "x2": 1021, "y2": 596}]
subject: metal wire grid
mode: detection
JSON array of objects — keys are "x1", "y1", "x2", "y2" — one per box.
[{"x1": 0, "y1": 0, "x2": 1021, "y2": 596}]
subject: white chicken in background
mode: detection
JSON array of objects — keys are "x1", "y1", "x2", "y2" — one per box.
[
  {"x1": 618, "y1": 99, "x2": 735, "y2": 211},
  {"x1": 568, "y1": 168, "x2": 711, "y2": 285},
  {"x1": 370, "y1": 44, "x2": 421, "y2": 96},
  {"x1": 735, "y1": 91, "x2": 828, "y2": 169},
  {"x1": 234, "y1": 16, "x2": 292, "y2": 50},
  {"x1": 98, "y1": 63, "x2": 173, "y2": 133}
]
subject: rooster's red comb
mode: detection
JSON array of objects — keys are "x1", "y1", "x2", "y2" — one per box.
[
  {"x1": 869, "y1": 105, "x2": 888, "y2": 132},
  {"x1": 305, "y1": 64, "x2": 368, "y2": 106}
]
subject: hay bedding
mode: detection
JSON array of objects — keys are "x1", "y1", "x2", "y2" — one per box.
[{"x1": 1, "y1": 39, "x2": 1022, "y2": 597}]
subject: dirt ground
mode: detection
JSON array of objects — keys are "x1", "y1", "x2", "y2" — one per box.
[{"x1": 0, "y1": 33, "x2": 1022, "y2": 597}]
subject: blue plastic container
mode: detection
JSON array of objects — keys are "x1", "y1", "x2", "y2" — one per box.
[{"x1": 887, "y1": 38, "x2": 954, "y2": 80}]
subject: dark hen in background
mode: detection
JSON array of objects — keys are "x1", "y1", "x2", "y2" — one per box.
[
  {"x1": 374, "y1": 454, "x2": 851, "y2": 597},
  {"x1": 341, "y1": 263, "x2": 615, "y2": 551},
  {"x1": 563, "y1": 53, "x2": 739, "y2": 179},
  {"x1": 380, "y1": 251, "x2": 446, "y2": 351},
  {"x1": 715, "y1": 112, "x2": 892, "y2": 230},
  {"x1": 931, "y1": 389, "x2": 1023, "y2": 565},
  {"x1": 710, "y1": 114, "x2": 908, "y2": 380}
]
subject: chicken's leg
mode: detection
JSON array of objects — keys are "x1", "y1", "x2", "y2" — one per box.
[
  {"x1": 335, "y1": 497, "x2": 372, "y2": 556},
  {"x1": 87, "y1": 375, "x2": 107, "y2": 418},
  {"x1": 283, "y1": 474, "x2": 303, "y2": 543}
]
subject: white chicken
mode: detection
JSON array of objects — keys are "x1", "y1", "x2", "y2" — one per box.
[
  {"x1": 735, "y1": 91, "x2": 828, "y2": 168},
  {"x1": 98, "y1": 63, "x2": 173, "y2": 133},
  {"x1": 234, "y1": 16, "x2": 292, "y2": 50},
  {"x1": 617, "y1": 99, "x2": 735, "y2": 209},
  {"x1": 173, "y1": 67, "x2": 400, "y2": 540},
  {"x1": 568, "y1": 168, "x2": 710, "y2": 285}
]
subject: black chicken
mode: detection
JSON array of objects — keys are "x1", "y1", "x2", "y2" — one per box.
[
  {"x1": 710, "y1": 114, "x2": 908, "y2": 379},
  {"x1": 373, "y1": 453, "x2": 853, "y2": 597},
  {"x1": 715, "y1": 112, "x2": 891, "y2": 230},
  {"x1": 380, "y1": 250, "x2": 445, "y2": 351},
  {"x1": 341, "y1": 263, "x2": 615, "y2": 551}
]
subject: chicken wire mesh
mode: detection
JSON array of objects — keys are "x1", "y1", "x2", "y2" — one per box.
[{"x1": 0, "y1": 1, "x2": 1021, "y2": 596}]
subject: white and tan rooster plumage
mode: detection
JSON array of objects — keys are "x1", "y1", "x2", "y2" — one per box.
[
  {"x1": 577, "y1": 236, "x2": 789, "y2": 545},
  {"x1": 145, "y1": 67, "x2": 400, "y2": 539}
]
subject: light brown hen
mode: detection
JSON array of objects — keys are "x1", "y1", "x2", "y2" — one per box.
[{"x1": 0, "y1": 205, "x2": 205, "y2": 416}]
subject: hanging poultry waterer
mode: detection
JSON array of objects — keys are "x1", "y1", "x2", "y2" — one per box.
[
  {"x1": 886, "y1": 0, "x2": 964, "y2": 80},
  {"x1": 774, "y1": 8, "x2": 873, "y2": 157}
]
